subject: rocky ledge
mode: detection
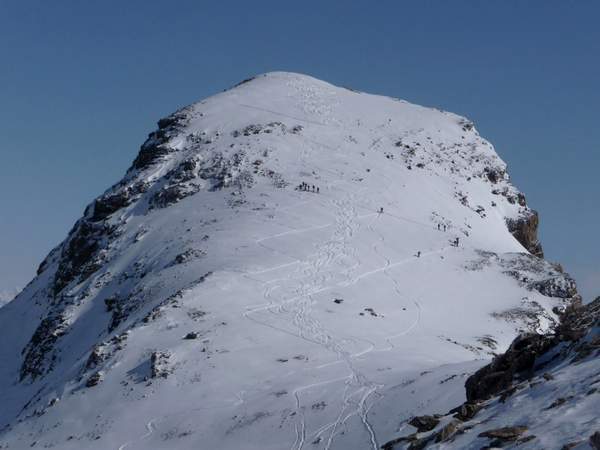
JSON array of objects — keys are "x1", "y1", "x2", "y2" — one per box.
[{"x1": 382, "y1": 296, "x2": 600, "y2": 449}]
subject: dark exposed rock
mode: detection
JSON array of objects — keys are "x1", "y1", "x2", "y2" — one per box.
[
  {"x1": 556, "y1": 296, "x2": 600, "y2": 341},
  {"x1": 104, "y1": 295, "x2": 118, "y2": 312},
  {"x1": 85, "y1": 345, "x2": 106, "y2": 371},
  {"x1": 464, "y1": 295, "x2": 600, "y2": 406},
  {"x1": 184, "y1": 332, "x2": 199, "y2": 340},
  {"x1": 202, "y1": 152, "x2": 252, "y2": 191},
  {"x1": 232, "y1": 76, "x2": 256, "y2": 88},
  {"x1": 231, "y1": 122, "x2": 289, "y2": 138},
  {"x1": 572, "y1": 336, "x2": 600, "y2": 362},
  {"x1": 151, "y1": 351, "x2": 172, "y2": 379},
  {"x1": 91, "y1": 182, "x2": 148, "y2": 222},
  {"x1": 151, "y1": 184, "x2": 200, "y2": 209},
  {"x1": 130, "y1": 109, "x2": 190, "y2": 172},
  {"x1": 167, "y1": 158, "x2": 199, "y2": 183},
  {"x1": 85, "y1": 371, "x2": 104, "y2": 387},
  {"x1": 590, "y1": 431, "x2": 600, "y2": 450},
  {"x1": 382, "y1": 434, "x2": 435, "y2": 450},
  {"x1": 408, "y1": 438, "x2": 430, "y2": 450},
  {"x1": 106, "y1": 295, "x2": 129, "y2": 332},
  {"x1": 506, "y1": 210, "x2": 543, "y2": 257},
  {"x1": 545, "y1": 397, "x2": 568, "y2": 409},
  {"x1": 465, "y1": 333, "x2": 554, "y2": 402},
  {"x1": 91, "y1": 192, "x2": 131, "y2": 222},
  {"x1": 20, "y1": 314, "x2": 68, "y2": 381},
  {"x1": 435, "y1": 420, "x2": 460, "y2": 442},
  {"x1": 451, "y1": 402, "x2": 482, "y2": 421},
  {"x1": 381, "y1": 434, "x2": 418, "y2": 450},
  {"x1": 499, "y1": 385, "x2": 520, "y2": 403},
  {"x1": 149, "y1": 158, "x2": 204, "y2": 209},
  {"x1": 531, "y1": 276, "x2": 578, "y2": 299},
  {"x1": 172, "y1": 249, "x2": 206, "y2": 266},
  {"x1": 148, "y1": 151, "x2": 254, "y2": 208},
  {"x1": 131, "y1": 142, "x2": 174, "y2": 172},
  {"x1": 53, "y1": 220, "x2": 117, "y2": 296},
  {"x1": 408, "y1": 415, "x2": 439, "y2": 432},
  {"x1": 478, "y1": 425, "x2": 528, "y2": 441},
  {"x1": 484, "y1": 167, "x2": 505, "y2": 184}
]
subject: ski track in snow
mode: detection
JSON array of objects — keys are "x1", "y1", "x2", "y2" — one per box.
[
  {"x1": 117, "y1": 419, "x2": 155, "y2": 450},
  {"x1": 239, "y1": 189, "x2": 445, "y2": 450}
]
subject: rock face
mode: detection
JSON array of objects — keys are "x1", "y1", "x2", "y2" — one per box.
[
  {"x1": 0, "y1": 72, "x2": 582, "y2": 450},
  {"x1": 466, "y1": 297, "x2": 600, "y2": 402},
  {"x1": 465, "y1": 333, "x2": 554, "y2": 402},
  {"x1": 506, "y1": 209, "x2": 544, "y2": 257}
]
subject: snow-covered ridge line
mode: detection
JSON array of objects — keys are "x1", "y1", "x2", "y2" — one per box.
[{"x1": 0, "y1": 72, "x2": 579, "y2": 450}]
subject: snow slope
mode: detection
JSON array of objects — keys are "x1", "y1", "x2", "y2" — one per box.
[
  {"x1": 381, "y1": 297, "x2": 600, "y2": 449},
  {"x1": 0, "y1": 72, "x2": 578, "y2": 450}
]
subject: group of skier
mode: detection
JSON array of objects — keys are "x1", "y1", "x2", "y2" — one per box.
[
  {"x1": 437, "y1": 223, "x2": 448, "y2": 232},
  {"x1": 297, "y1": 182, "x2": 320, "y2": 193}
]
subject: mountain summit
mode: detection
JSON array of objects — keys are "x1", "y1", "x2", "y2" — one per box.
[{"x1": 0, "y1": 72, "x2": 578, "y2": 449}]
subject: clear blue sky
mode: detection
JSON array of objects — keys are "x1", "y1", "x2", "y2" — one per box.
[{"x1": 0, "y1": 1, "x2": 598, "y2": 300}]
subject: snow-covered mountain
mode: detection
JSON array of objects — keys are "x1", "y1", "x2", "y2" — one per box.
[{"x1": 0, "y1": 72, "x2": 580, "y2": 450}]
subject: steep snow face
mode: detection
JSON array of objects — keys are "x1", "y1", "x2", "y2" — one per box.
[{"x1": 0, "y1": 72, "x2": 577, "y2": 449}]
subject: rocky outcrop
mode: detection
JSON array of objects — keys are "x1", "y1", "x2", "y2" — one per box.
[
  {"x1": 506, "y1": 210, "x2": 544, "y2": 257},
  {"x1": 52, "y1": 219, "x2": 118, "y2": 297},
  {"x1": 150, "y1": 351, "x2": 172, "y2": 379},
  {"x1": 465, "y1": 333, "x2": 554, "y2": 402},
  {"x1": 85, "y1": 371, "x2": 104, "y2": 387},
  {"x1": 20, "y1": 314, "x2": 69, "y2": 381},
  {"x1": 408, "y1": 415, "x2": 440, "y2": 432},
  {"x1": 556, "y1": 296, "x2": 600, "y2": 341},
  {"x1": 478, "y1": 426, "x2": 531, "y2": 447},
  {"x1": 381, "y1": 420, "x2": 461, "y2": 449},
  {"x1": 466, "y1": 296, "x2": 600, "y2": 402},
  {"x1": 129, "y1": 108, "x2": 191, "y2": 172},
  {"x1": 90, "y1": 181, "x2": 148, "y2": 222}
]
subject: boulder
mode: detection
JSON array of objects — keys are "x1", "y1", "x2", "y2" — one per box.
[
  {"x1": 408, "y1": 415, "x2": 439, "y2": 432},
  {"x1": 435, "y1": 420, "x2": 460, "y2": 442},
  {"x1": 478, "y1": 425, "x2": 528, "y2": 441}
]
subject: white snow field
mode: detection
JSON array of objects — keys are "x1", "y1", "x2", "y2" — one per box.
[{"x1": 0, "y1": 73, "x2": 579, "y2": 449}]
